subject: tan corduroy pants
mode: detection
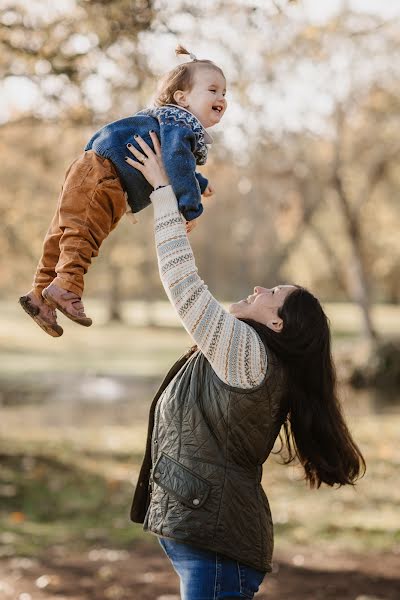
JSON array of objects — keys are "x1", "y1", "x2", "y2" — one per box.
[{"x1": 33, "y1": 151, "x2": 127, "y2": 297}]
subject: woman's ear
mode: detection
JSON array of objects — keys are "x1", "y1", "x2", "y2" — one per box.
[
  {"x1": 173, "y1": 90, "x2": 188, "y2": 107},
  {"x1": 267, "y1": 317, "x2": 283, "y2": 333}
]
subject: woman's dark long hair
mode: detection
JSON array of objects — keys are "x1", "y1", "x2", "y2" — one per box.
[{"x1": 242, "y1": 287, "x2": 366, "y2": 488}]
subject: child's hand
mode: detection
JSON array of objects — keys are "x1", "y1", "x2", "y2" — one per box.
[
  {"x1": 203, "y1": 184, "x2": 215, "y2": 198},
  {"x1": 185, "y1": 219, "x2": 197, "y2": 234}
]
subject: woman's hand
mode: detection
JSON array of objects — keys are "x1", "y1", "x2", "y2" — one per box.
[
  {"x1": 125, "y1": 131, "x2": 198, "y2": 235},
  {"x1": 125, "y1": 131, "x2": 169, "y2": 189}
]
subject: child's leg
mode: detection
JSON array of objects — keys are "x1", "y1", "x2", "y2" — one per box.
[
  {"x1": 32, "y1": 210, "x2": 61, "y2": 294},
  {"x1": 31, "y1": 158, "x2": 81, "y2": 294},
  {"x1": 42, "y1": 152, "x2": 127, "y2": 323},
  {"x1": 19, "y1": 158, "x2": 83, "y2": 337},
  {"x1": 51, "y1": 152, "x2": 127, "y2": 295}
]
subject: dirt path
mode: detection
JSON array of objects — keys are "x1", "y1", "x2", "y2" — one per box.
[{"x1": 1, "y1": 544, "x2": 399, "y2": 600}]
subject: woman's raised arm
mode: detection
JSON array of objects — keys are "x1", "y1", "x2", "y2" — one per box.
[{"x1": 125, "y1": 133, "x2": 267, "y2": 389}]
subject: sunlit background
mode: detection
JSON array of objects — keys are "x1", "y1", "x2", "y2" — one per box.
[{"x1": 1, "y1": 1, "x2": 399, "y2": 599}]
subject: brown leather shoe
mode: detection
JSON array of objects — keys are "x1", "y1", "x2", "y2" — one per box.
[
  {"x1": 19, "y1": 290, "x2": 63, "y2": 337},
  {"x1": 42, "y1": 284, "x2": 92, "y2": 327}
]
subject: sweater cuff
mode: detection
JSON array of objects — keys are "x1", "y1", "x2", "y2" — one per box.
[{"x1": 150, "y1": 185, "x2": 180, "y2": 217}]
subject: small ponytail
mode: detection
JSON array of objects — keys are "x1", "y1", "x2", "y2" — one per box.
[{"x1": 175, "y1": 44, "x2": 198, "y2": 61}]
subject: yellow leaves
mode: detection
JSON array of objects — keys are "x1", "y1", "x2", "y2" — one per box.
[
  {"x1": 35, "y1": 574, "x2": 61, "y2": 590},
  {"x1": 367, "y1": 86, "x2": 390, "y2": 112},
  {"x1": 302, "y1": 25, "x2": 320, "y2": 41},
  {"x1": 106, "y1": 479, "x2": 121, "y2": 491},
  {"x1": 9, "y1": 511, "x2": 25, "y2": 523}
]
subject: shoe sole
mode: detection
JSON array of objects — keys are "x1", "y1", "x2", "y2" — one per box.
[
  {"x1": 42, "y1": 289, "x2": 92, "y2": 327},
  {"x1": 19, "y1": 296, "x2": 63, "y2": 338}
]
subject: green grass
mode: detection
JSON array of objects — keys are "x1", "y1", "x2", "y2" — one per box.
[
  {"x1": 1, "y1": 299, "x2": 400, "y2": 376},
  {"x1": 266, "y1": 413, "x2": 400, "y2": 555},
  {"x1": 0, "y1": 300, "x2": 192, "y2": 376},
  {"x1": 0, "y1": 413, "x2": 399, "y2": 559},
  {"x1": 0, "y1": 439, "x2": 148, "y2": 558}
]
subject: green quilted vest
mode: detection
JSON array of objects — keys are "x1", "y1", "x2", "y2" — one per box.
[{"x1": 131, "y1": 346, "x2": 288, "y2": 573}]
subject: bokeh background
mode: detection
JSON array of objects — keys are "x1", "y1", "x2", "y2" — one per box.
[{"x1": 1, "y1": 1, "x2": 399, "y2": 599}]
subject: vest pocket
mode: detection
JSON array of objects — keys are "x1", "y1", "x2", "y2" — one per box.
[{"x1": 152, "y1": 452, "x2": 211, "y2": 509}]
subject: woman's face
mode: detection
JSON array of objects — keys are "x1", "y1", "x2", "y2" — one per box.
[{"x1": 229, "y1": 285, "x2": 296, "y2": 332}]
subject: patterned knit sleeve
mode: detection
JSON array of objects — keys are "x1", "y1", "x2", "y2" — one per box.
[{"x1": 151, "y1": 186, "x2": 267, "y2": 389}]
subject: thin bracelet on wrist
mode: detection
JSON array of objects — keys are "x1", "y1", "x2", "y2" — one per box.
[{"x1": 154, "y1": 184, "x2": 168, "y2": 191}]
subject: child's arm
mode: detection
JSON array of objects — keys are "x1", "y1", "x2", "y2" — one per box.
[
  {"x1": 195, "y1": 171, "x2": 209, "y2": 194},
  {"x1": 158, "y1": 124, "x2": 203, "y2": 221},
  {"x1": 196, "y1": 172, "x2": 214, "y2": 198},
  {"x1": 202, "y1": 184, "x2": 215, "y2": 198}
]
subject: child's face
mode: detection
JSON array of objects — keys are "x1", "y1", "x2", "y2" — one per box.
[{"x1": 176, "y1": 68, "x2": 227, "y2": 129}]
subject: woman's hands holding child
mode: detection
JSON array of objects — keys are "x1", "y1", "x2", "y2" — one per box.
[
  {"x1": 125, "y1": 131, "x2": 169, "y2": 190},
  {"x1": 125, "y1": 131, "x2": 198, "y2": 234}
]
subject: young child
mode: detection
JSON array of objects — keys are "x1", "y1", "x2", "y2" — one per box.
[{"x1": 19, "y1": 46, "x2": 227, "y2": 337}]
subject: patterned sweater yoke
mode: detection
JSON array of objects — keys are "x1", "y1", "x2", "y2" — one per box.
[
  {"x1": 151, "y1": 186, "x2": 268, "y2": 389},
  {"x1": 138, "y1": 104, "x2": 212, "y2": 166}
]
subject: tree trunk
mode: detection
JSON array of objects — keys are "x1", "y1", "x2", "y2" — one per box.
[
  {"x1": 108, "y1": 264, "x2": 123, "y2": 323},
  {"x1": 308, "y1": 223, "x2": 348, "y2": 293},
  {"x1": 264, "y1": 178, "x2": 324, "y2": 282},
  {"x1": 332, "y1": 163, "x2": 378, "y2": 344}
]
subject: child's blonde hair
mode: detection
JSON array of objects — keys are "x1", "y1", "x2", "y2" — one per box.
[{"x1": 154, "y1": 45, "x2": 225, "y2": 107}]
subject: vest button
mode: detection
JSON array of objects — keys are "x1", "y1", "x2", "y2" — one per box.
[
  {"x1": 192, "y1": 498, "x2": 200, "y2": 506},
  {"x1": 154, "y1": 472, "x2": 161, "y2": 479}
]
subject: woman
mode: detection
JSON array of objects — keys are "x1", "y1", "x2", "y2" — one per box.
[{"x1": 126, "y1": 133, "x2": 366, "y2": 600}]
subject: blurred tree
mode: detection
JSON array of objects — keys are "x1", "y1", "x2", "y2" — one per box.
[
  {"x1": 0, "y1": 0, "x2": 153, "y2": 123},
  {"x1": 1, "y1": 0, "x2": 399, "y2": 351},
  {"x1": 229, "y1": 5, "x2": 400, "y2": 346}
]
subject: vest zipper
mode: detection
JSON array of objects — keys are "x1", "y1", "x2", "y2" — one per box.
[{"x1": 151, "y1": 398, "x2": 162, "y2": 489}]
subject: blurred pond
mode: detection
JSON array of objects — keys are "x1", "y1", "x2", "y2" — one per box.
[
  {"x1": 0, "y1": 374, "x2": 160, "y2": 428},
  {"x1": 0, "y1": 374, "x2": 398, "y2": 434}
]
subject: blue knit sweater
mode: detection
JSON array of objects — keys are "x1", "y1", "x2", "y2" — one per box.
[{"x1": 84, "y1": 104, "x2": 211, "y2": 221}]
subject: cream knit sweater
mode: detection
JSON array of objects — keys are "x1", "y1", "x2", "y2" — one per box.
[{"x1": 151, "y1": 185, "x2": 267, "y2": 389}]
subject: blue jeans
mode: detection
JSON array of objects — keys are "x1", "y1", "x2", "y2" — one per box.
[{"x1": 158, "y1": 537, "x2": 266, "y2": 600}]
